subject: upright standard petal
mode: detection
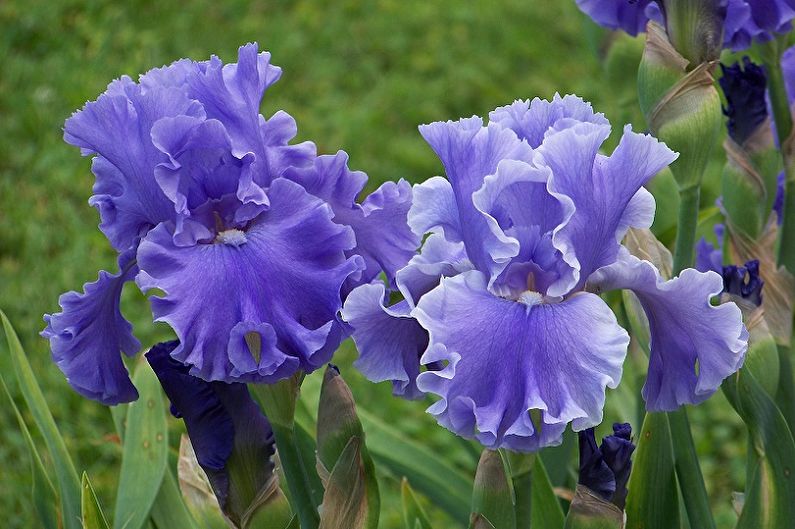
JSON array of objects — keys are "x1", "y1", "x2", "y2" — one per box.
[
  {"x1": 64, "y1": 78, "x2": 205, "y2": 250},
  {"x1": 539, "y1": 124, "x2": 677, "y2": 296},
  {"x1": 41, "y1": 251, "x2": 140, "y2": 405},
  {"x1": 146, "y1": 341, "x2": 276, "y2": 519},
  {"x1": 489, "y1": 94, "x2": 609, "y2": 148},
  {"x1": 284, "y1": 152, "x2": 419, "y2": 288},
  {"x1": 414, "y1": 270, "x2": 629, "y2": 451},
  {"x1": 341, "y1": 283, "x2": 429, "y2": 399},
  {"x1": 418, "y1": 118, "x2": 532, "y2": 280},
  {"x1": 589, "y1": 251, "x2": 748, "y2": 411},
  {"x1": 137, "y1": 178, "x2": 362, "y2": 383},
  {"x1": 187, "y1": 43, "x2": 315, "y2": 185}
]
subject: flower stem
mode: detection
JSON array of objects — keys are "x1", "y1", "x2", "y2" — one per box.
[
  {"x1": 667, "y1": 408, "x2": 716, "y2": 529},
  {"x1": 271, "y1": 422, "x2": 320, "y2": 529},
  {"x1": 670, "y1": 177, "x2": 715, "y2": 527},
  {"x1": 672, "y1": 184, "x2": 701, "y2": 275},
  {"x1": 765, "y1": 39, "x2": 795, "y2": 274}
]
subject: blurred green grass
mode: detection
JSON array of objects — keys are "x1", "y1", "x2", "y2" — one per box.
[{"x1": 0, "y1": 1, "x2": 743, "y2": 527}]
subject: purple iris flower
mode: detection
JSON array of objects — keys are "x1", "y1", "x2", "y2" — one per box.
[
  {"x1": 147, "y1": 341, "x2": 274, "y2": 520},
  {"x1": 42, "y1": 43, "x2": 417, "y2": 405},
  {"x1": 578, "y1": 423, "x2": 635, "y2": 509},
  {"x1": 343, "y1": 94, "x2": 748, "y2": 451},
  {"x1": 576, "y1": 0, "x2": 795, "y2": 52},
  {"x1": 719, "y1": 57, "x2": 769, "y2": 145}
]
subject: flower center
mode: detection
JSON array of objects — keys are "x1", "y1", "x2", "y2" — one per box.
[{"x1": 215, "y1": 229, "x2": 247, "y2": 247}]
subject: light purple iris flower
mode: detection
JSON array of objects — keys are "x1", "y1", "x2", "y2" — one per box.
[
  {"x1": 576, "y1": 0, "x2": 795, "y2": 52},
  {"x1": 42, "y1": 43, "x2": 418, "y2": 405},
  {"x1": 343, "y1": 95, "x2": 748, "y2": 451}
]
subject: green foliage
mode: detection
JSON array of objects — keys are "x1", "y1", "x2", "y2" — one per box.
[
  {"x1": 113, "y1": 362, "x2": 168, "y2": 529},
  {"x1": 81, "y1": 473, "x2": 111, "y2": 529},
  {"x1": 470, "y1": 450, "x2": 515, "y2": 529},
  {"x1": 625, "y1": 413, "x2": 680, "y2": 529}
]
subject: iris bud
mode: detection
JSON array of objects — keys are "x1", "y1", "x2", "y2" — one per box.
[
  {"x1": 638, "y1": 22, "x2": 723, "y2": 191},
  {"x1": 660, "y1": 0, "x2": 726, "y2": 65}
]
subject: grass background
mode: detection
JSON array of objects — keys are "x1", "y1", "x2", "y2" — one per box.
[{"x1": 0, "y1": 1, "x2": 743, "y2": 527}]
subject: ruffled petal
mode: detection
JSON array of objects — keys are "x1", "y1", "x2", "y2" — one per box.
[
  {"x1": 187, "y1": 43, "x2": 315, "y2": 185},
  {"x1": 341, "y1": 283, "x2": 429, "y2": 399},
  {"x1": 588, "y1": 251, "x2": 748, "y2": 411},
  {"x1": 41, "y1": 250, "x2": 140, "y2": 405},
  {"x1": 414, "y1": 270, "x2": 629, "y2": 451},
  {"x1": 472, "y1": 159, "x2": 571, "y2": 296},
  {"x1": 539, "y1": 123, "x2": 677, "y2": 296},
  {"x1": 64, "y1": 78, "x2": 205, "y2": 250},
  {"x1": 489, "y1": 94, "x2": 609, "y2": 148},
  {"x1": 396, "y1": 232, "x2": 473, "y2": 307},
  {"x1": 407, "y1": 176, "x2": 463, "y2": 241},
  {"x1": 284, "y1": 152, "x2": 419, "y2": 287},
  {"x1": 418, "y1": 118, "x2": 533, "y2": 280},
  {"x1": 137, "y1": 177, "x2": 361, "y2": 383}
]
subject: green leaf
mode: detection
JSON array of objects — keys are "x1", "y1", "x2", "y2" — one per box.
[
  {"x1": 149, "y1": 466, "x2": 201, "y2": 529},
  {"x1": 0, "y1": 376, "x2": 58, "y2": 529},
  {"x1": 401, "y1": 478, "x2": 432, "y2": 529},
  {"x1": 357, "y1": 407, "x2": 471, "y2": 525},
  {"x1": 625, "y1": 412, "x2": 679, "y2": 529},
  {"x1": 82, "y1": 473, "x2": 111, "y2": 529},
  {"x1": 471, "y1": 450, "x2": 515, "y2": 529},
  {"x1": 293, "y1": 420, "x2": 325, "y2": 507},
  {"x1": 468, "y1": 513, "x2": 496, "y2": 529},
  {"x1": 113, "y1": 361, "x2": 168, "y2": 529},
  {"x1": 530, "y1": 455, "x2": 565, "y2": 529},
  {"x1": 317, "y1": 367, "x2": 379, "y2": 529},
  {"x1": 1, "y1": 309, "x2": 81, "y2": 529},
  {"x1": 726, "y1": 368, "x2": 795, "y2": 528}
]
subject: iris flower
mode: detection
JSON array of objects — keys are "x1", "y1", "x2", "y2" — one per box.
[
  {"x1": 343, "y1": 95, "x2": 748, "y2": 451},
  {"x1": 42, "y1": 43, "x2": 417, "y2": 404},
  {"x1": 575, "y1": 0, "x2": 795, "y2": 51}
]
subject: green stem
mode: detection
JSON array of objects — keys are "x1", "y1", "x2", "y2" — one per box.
[
  {"x1": 672, "y1": 184, "x2": 701, "y2": 275},
  {"x1": 669, "y1": 180, "x2": 715, "y2": 527},
  {"x1": 271, "y1": 423, "x2": 320, "y2": 529},
  {"x1": 667, "y1": 409, "x2": 716, "y2": 529},
  {"x1": 764, "y1": 40, "x2": 795, "y2": 275}
]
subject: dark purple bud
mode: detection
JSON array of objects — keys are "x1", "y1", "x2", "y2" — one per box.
[
  {"x1": 577, "y1": 423, "x2": 636, "y2": 509},
  {"x1": 600, "y1": 423, "x2": 636, "y2": 509},
  {"x1": 577, "y1": 428, "x2": 617, "y2": 502},
  {"x1": 146, "y1": 341, "x2": 275, "y2": 524},
  {"x1": 719, "y1": 57, "x2": 768, "y2": 145},
  {"x1": 722, "y1": 259, "x2": 764, "y2": 306}
]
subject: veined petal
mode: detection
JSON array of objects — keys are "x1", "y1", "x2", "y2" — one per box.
[
  {"x1": 341, "y1": 283, "x2": 429, "y2": 399},
  {"x1": 41, "y1": 250, "x2": 140, "y2": 405},
  {"x1": 589, "y1": 251, "x2": 748, "y2": 411},
  {"x1": 414, "y1": 270, "x2": 628, "y2": 451},
  {"x1": 285, "y1": 152, "x2": 419, "y2": 288},
  {"x1": 575, "y1": 0, "x2": 659, "y2": 36},
  {"x1": 418, "y1": 118, "x2": 532, "y2": 280},
  {"x1": 137, "y1": 178, "x2": 362, "y2": 383},
  {"x1": 64, "y1": 78, "x2": 205, "y2": 250},
  {"x1": 489, "y1": 94, "x2": 609, "y2": 148},
  {"x1": 539, "y1": 123, "x2": 677, "y2": 296}
]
